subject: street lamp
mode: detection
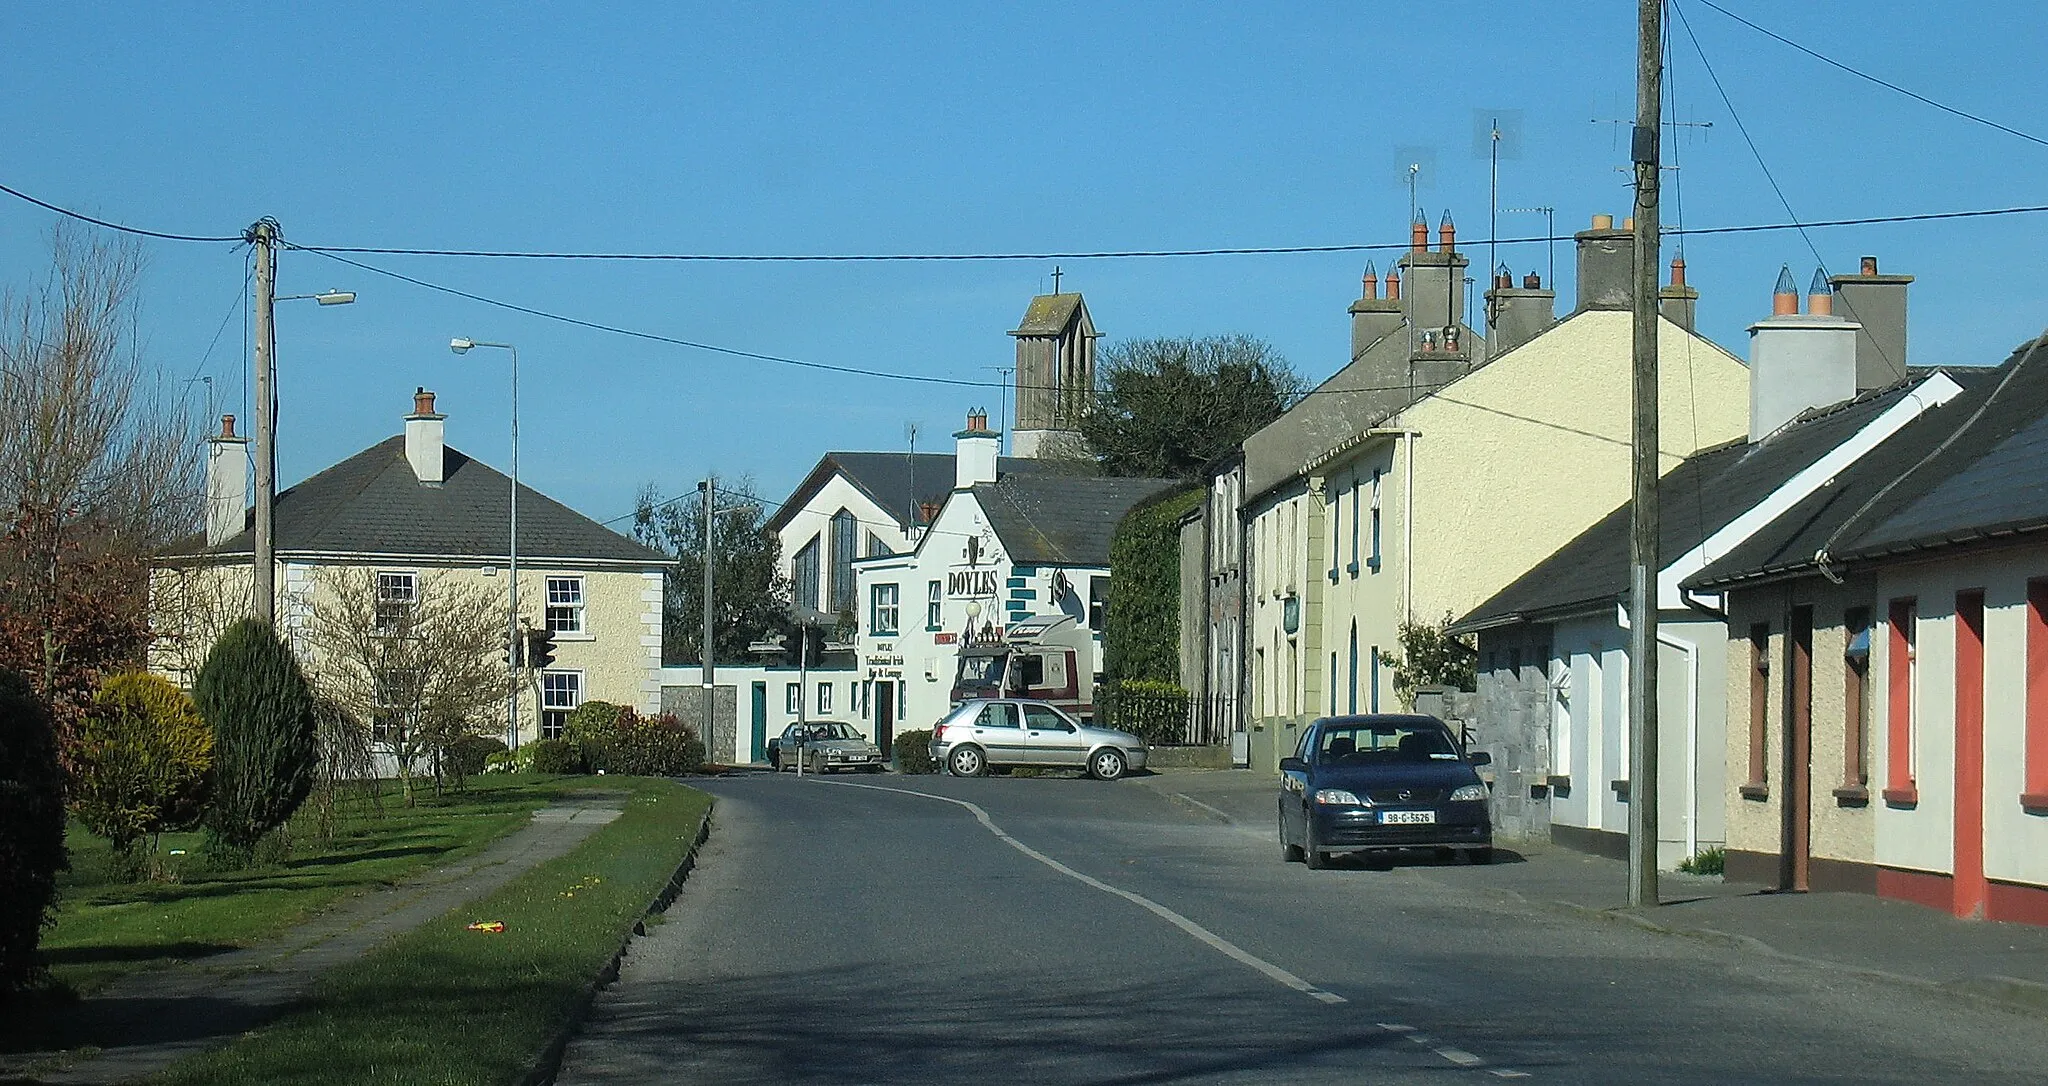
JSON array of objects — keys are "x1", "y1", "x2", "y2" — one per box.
[
  {"x1": 450, "y1": 337, "x2": 521, "y2": 749},
  {"x1": 279, "y1": 290, "x2": 357, "y2": 306}
]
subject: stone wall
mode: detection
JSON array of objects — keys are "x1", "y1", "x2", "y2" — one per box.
[
  {"x1": 1419, "y1": 671, "x2": 1552, "y2": 843},
  {"x1": 663, "y1": 684, "x2": 738, "y2": 764}
]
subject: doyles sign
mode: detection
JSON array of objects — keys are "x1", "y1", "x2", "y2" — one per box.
[{"x1": 947, "y1": 569, "x2": 999, "y2": 599}]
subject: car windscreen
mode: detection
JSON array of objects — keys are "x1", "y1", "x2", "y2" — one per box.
[
  {"x1": 1316, "y1": 722, "x2": 1460, "y2": 766},
  {"x1": 959, "y1": 656, "x2": 1005, "y2": 686}
]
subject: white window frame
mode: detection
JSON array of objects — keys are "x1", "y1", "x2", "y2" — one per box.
[
  {"x1": 871, "y1": 583, "x2": 900, "y2": 637},
  {"x1": 375, "y1": 570, "x2": 418, "y2": 637},
  {"x1": 545, "y1": 575, "x2": 586, "y2": 635},
  {"x1": 818, "y1": 682, "x2": 833, "y2": 713},
  {"x1": 786, "y1": 682, "x2": 802, "y2": 714},
  {"x1": 927, "y1": 579, "x2": 942, "y2": 630},
  {"x1": 539, "y1": 670, "x2": 583, "y2": 740}
]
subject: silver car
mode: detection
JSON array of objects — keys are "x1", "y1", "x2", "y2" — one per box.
[{"x1": 930, "y1": 699, "x2": 1148, "y2": 781}]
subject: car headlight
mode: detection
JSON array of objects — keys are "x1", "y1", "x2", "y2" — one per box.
[
  {"x1": 1448, "y1": 784, "x2": 1489, "y2": 802},
  {"x1": 1314, "y1": 789, "x2": 1363, "y2": 806}
]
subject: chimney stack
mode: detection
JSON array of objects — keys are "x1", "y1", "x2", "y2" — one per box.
[
  {"x1": 1410, "y1": 210, "x2": 1428, "y2": 253},
  {"x1": 1805, "y1": 267, "x2": 1834, "y2": 316},
  {"x1": 1384, "y1": 264, "x2": 1401, "y2": 301},
  {"x1": 1829, "y1": 254, "x2": 1912, "y2": 390},
  {"x1": 205, "y1": 414, "x2": 249, "y2": 547},
  {"x1": 1400, "y1": 206, "x2": 1469, "y2": 355},
  {"x1": 1749, "y1": 267, "x2": 1861, "y2": 441},
  {"x1": 1348, "y1": 259, "x2": 1403, "y2": 363},
  {"x1": 1574, "y1": 213, "x2": 1634, "y2": 312},
  {"x1": 405, "y1": 387, "x2": 446, "y2": 485},
  {"x1": 1486, "y1": 267, "x2": 1557, "y2": 358},
  {"x1": 1659, "y1": 253, "x2": 1700, "y2": 332},
  {"x1": 1437, "y1": 210, "x2": 1456, "y2": 253},
  {"x1": 954, "y1": 409, "x2": 1000, "y2": 490}
]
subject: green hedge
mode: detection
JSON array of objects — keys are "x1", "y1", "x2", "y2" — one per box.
[
  {"x1": 893, "y1": 729, "x2": 935, "y2": 774},
  {"x1": 1100, "y1": 679, "x2": 1191, "y2": 745},
  {"x1": 525, "y1": 739, "x2": 579, "y2": 775},
  {"x1": 1103, "y1": 486, "x2": 1203, "y2": 689}
]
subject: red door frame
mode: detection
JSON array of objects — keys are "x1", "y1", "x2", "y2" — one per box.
[{"x1": 1954, "y1": 591, "x2": 1987, "y2": 919}]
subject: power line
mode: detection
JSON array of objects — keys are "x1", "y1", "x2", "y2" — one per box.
[
  {"x1": 0, "y1": 181, "x2": 245, "y2": 243},
  {"x1": 1694, "y1": 0, "x2": 2048, "y2": 149}
]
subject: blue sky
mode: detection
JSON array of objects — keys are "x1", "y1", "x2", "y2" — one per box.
[{"x1": 4, "y1": 2, "x2": 2045, "y2": 527}]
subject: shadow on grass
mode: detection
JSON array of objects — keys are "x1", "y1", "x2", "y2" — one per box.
[{"x1": 40, "y1": 942, "x2": 239, "y2": 966}]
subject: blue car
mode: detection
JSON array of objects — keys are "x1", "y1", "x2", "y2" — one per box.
[{"x1": 1278, "y1": 714, "x2": 1493, "y2": 869}]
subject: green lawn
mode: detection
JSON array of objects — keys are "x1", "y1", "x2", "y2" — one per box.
[
  {"x1": 40, "y1": 774, "x2": 588, "y2": 996},
  {"x1": 152, "y1": 777, "x2": 712, "y2": 1086}
]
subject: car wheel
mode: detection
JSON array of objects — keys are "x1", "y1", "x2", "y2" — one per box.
[
  {"x1": 1280, "y1": 815, "x2": 1304, "y2": 863},
  {"x1": 1088, "y1": 748, "x2": 1128, "y2": 782},
  {"x1": 1467, "y1": 846, "x2": 1495, "y2": 866},
  {"x1": 768, "y1": 750, "x2": 781, "y2": 771},
  {"x1": 1304, "y1": 820, "x2": 1331, "y2": 870},
  {"x1": 948, "y1": 745, "x2": 987, "y2": 778}
]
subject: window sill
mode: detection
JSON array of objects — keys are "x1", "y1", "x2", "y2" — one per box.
[
  {"x1": 1738, "y1": 782, "x2": 1770, "y2": 802},
  {"x1": 544, "y1": 631, "x2": 596, "y2": 643},
  {"x1": 1346, "y1": 561, "x2": 1360, "y2": 577},
  {"x1": 1366, "y1": 557, "x2": 1381, "y2": 573},
  {"x1": 1610, "y1": 778, "x2": 1630, "y2": 802},
  {"x1": 1328, "y1": 570, "x2": 1339, "y2": 584},
  {"x1": 2021, "y1": 792, "x2": 2048, "y2": 815},
  {"x1": 1544, "y1": 774, "x2": 1571, "y2": 791},
  {"x1": 1882, "y1": 786, "x2": 1920, "y2": 809},
  {"x1": 1832, "y1": 786, "x2": 1870, "y2": 808}
]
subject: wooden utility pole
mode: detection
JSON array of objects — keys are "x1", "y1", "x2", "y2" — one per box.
[
  {"x1": 700, "y1": 477, "x2": 716, "y2": 741},
  {"x1": 249, "y1": 219, "x2": 278, "y2": 626},
  {"x1": 1627, "y1": 0, "x2": 1664, "y2": 908}
]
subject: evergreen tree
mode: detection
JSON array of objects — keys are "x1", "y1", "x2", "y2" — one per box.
[
  {"x1": 0, "y1": 669, "x2": 67, "y2": 995},
  {"x1": 194, "y1": 618, "x2": 317, "y2": 856}
]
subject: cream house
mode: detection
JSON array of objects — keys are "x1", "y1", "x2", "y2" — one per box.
[{"x1": 153, "y1": 391, "x2": 669, "y2": 756}]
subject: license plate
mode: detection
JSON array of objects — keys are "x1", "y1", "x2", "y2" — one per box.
[{"x1": 1380, "y1": 810, "x2": 1436, "y2": 825}]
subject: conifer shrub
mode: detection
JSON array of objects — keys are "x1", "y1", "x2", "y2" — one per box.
[
  {"x1": 193, "y1": 618, "x2": 318, "y2": 859},
  {"x1": 525, "y1": 738, "x2": 580, "y2": 775},
  {"x1": 70, "y1": 670, "x2": 213, "y2": 865},
  {"x1": 893, "y1": 729, "x2": 935, "y2": 774},
  {"x1": 0, "y1": 669, "x2": 67, "y2": 995}
]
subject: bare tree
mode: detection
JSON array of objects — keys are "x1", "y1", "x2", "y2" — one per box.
[
  {"x1": 0, "y1": 225, "x2": 202, "y2": 738},
  {"x1": 301, "y1": 567, "x2": 513, "y2": 805}
]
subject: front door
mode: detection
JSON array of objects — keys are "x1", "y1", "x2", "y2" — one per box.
[
  {"x1": 875, "y1": 683, "x2": 895, "y2": 755},
  {"x1": 1954, "y1": 591, "x2": 1988, "y2": 918},
  {"x1": 1783, "y1": 607, "x2": 1814, "y2": 891},
  {"x1": 750, "y1": 683, "x2": 767, "y2": 765},
  {"x1": 1020, "y1": 702, "x2": 1087, "y2": 765}
]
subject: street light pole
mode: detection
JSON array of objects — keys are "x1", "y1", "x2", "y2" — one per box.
[
  {"x1": 451, "y1": 338, "x2": 520, "y2": 748},
  {"x1": 1627, "y1": 0, "x2": 1664, "y2": 908}
]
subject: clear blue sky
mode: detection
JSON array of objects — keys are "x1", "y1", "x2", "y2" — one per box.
[{"x1": 4, "y1": 2, "x2": 2044, "y2": 527}]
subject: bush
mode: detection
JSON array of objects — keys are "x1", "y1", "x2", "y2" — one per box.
[
  {"x1": 1102, "y1": 679, "x2": 1190, "y2": 745},
  {"x1": 482, "y1": 750, "x2": 516, "y2": 773},
  {"x1": 0, "y1": 669, "x2": 67, "y2": 995},
  {"x1": 1679, "y1": 846, "x2": 1726, "y2": 876},
  {"x1": 562, "y1": 700, "x2": 626, "y2": 772},
  {"x1": 526, "y1": 738, "x2": 581, "y2": 775},
  {"x1": 69, "y1": 670, "x2": 213, "y2": 862},
  {"x1": 1103, "y1": 486, "x2": 1202, "y2": 688},
  {"x1": 893, "y1": 729, "x2": 935, "y2": 774},
  {"x1": 446, "y1": 734, "x2": 507, "y2": 779},
  {"x1": 572, "y1": 707, "x2": 703, "y2": 776},
  {"x1": 194, "y1": 618, "x2": 318, "y2": 857}
]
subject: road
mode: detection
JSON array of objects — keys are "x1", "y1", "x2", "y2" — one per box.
[{"x1": 556, "y1": 772, "x2": 2048, "y2": 1084}]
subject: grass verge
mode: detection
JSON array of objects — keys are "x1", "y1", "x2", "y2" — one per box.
[
  {"x1": 36, "y1": 775, "x2": 586, "y2": 998},
  {"x1": 151, "y1": 776, "x2": 712, "y2": 1086}
]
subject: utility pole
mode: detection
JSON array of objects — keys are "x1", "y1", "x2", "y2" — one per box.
[
  {"x1": 248, "y1": 219, "x2": 278, "y2": 625},
  {"x1": 700, "y1": 477, "x2": 716, "y2": 745},
  {"x1": 1626, "y1": 0, "x2": 1664, "y2": 908}
]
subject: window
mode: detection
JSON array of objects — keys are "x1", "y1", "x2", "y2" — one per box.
[
  {"x1": 927, "y1": 580, "x2": 942, "y2": 629},
  {"x1": 1349, "y1": 474, "x2": 1361, "y2": 573},
  {"x1": 866, "y1": 531, "x2": 890, "y2": 558},
  {"x1": 1369, "y1": 645, "x2": 1381, "y2": 713},
  {"x1": 1022, "y1": 703, "x2": 1071, "y2": 731},
  {"x1": 976, "y1": 702, "x2": 1019, "y2": 729},
  {"x1": 1745, "y1": 623, "x2": 1770, "y2": 795},
  {"x1": 545, "y1": 576, "x2": 585, "y2": 634},
  {"x1": 371, "y1": 667, "x2": 418, "y2": 742},
  {"x1": 2026, "y1": 581, "x2": 2048, "y2": 811},
  {"x1": 1368, "y1": 471, "x2": 1383, "y2": 572},
  {"x1": 1884, "y1": 599, "x2": 1918, "y2": 804},
  {"x1": 793, "y1": 536, "x2": 820, "y2": 612},
  {"x1": 1329, "y1": 485, "x2": 1341, "y2": 581},
  {"x1": 1842, "y1": 608, "x2": 1872, "y2": 797},
  {"x1": 1347, "y1": 622, "x2": 1359, "y2": 714},
  {"x1": 870, "y1": 583, "x2": 900, "y2": 637},
  {"x1": 375, "y1": 571, "x2": 417, "y2": 636},
  {"x1": 1329, "y1": 651, "x2": 1338, "y2": 715},
  {"x1": 818, "y1": 682, "x2": 833, "y2": 714},
  {"x1": 1089, "y1": 578, "x2": 1106, "y2": 632},
  {"x1": 540, "y1": 671, "x2": 581, "y2": 739},
  {"x1": 829, "y1": 510, "x2": 857, "y2": 613},
  {"x1": 786, "y1": 682, "x2": 803, "y2": 715}
]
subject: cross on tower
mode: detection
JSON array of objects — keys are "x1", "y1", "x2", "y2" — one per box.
[{"x1": 1050, "y1": 266, "x2": 1063, "y2": 295}]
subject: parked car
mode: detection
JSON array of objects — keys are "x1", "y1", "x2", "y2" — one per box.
[
  {"x1": 767, "y1": 721, "x2": 884, "y2": 773},
  {"x1": 1277, "y1": 714, "x2": 1493, "y2": 868},
  {"x1": 930, "y1": 698, "x2": 1147, "y2": 781}
]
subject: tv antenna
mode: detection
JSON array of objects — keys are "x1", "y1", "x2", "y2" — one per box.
[
  {"x1": 1390, "y1": 145, "x2": 1438, "y2": 226},
  {"x1": 985, "y1": 366, "x2": 1014, "y2": 454},
  {"x1": 1501, "y1": 206, "x2": 1556, "y2": 293},
  {"x1": 1474, "y1": 110, "x2": 1525, "y2": 307}
]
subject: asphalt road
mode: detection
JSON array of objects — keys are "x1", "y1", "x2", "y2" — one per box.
[{"x1": 555, "y1": 772, "x2": 2048, "y2": 1084}]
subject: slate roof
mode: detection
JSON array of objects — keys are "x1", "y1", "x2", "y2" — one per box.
[
  {"x1": 164, "y1": 436, "x2": 668, "y2": 566},
  {"x1": 973, "y1": 474, "x2": 1183, "y2": 566},
  {"x1": 1011, "y1": 293, "x2": 1085, "y2": 336},
  {"x1": 1686, "y1": 340, "x2": 2048, "y2": 590},
  {"x1": 765, "y1": 451, "x2": 1074, "y2": 534},
  {"x1": 1454, "y1": 378, "x2": 1935, "y2": 633}
]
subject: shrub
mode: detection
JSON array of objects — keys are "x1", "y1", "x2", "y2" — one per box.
[
  {"x1": 526, "y1": 738, "x2": 580, "y2": 775},
  {"x1": 572, "y1": 707, "x2": 702, "y2": 776},
  {"x1": 1679, "y1": 847, "x2": 1726, "y2": 877},
  {"x1": 483, "y1": 750, "x2": 515, "y2": 774},
  {"x1": 563, "y1": 700, "x2": 625, "y2": 772},
  {"x1": 1102, "y1": 679, "x2": 1190, "y2": 745},
  {"x1": 893, "y1": 729, "x2": 935, "y2": 774},
  {"x1": 69, "y1": 670, "x2": 213, "y2": 863},
  {"x1": 0, "y1": 669, "x2": 67, "y2": 995},
  {"x1": 1103, "y1": 486, "x2": 1202, "y2": 689},
  {"x1": 194, "y1": 618, "x2": 318, "y2": 857},
  {"x1": 446, "y1": 734, "x2": 507, "y2": 780}
]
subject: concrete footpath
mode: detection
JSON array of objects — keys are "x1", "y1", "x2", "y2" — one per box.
[
  {"x1": 0, "y1": 801, "x2": 625, "y2": 1086},
  {"x1": 1137, "y1": 769, "x2": 2048, "y2": 1016}
]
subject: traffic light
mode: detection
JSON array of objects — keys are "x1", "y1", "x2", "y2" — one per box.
[{"x1": 525, "y1": 628, "x2": 557, "y2": 670}]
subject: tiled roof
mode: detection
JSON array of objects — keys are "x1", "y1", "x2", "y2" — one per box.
[
  {"x1": 974, "y1": 474, "x2": 1184, "y2": 566},
  {"x1": 164, "y1": 436, "x2": 667, "y2": 566},
  {"x1": 1011, "y1": 293, "x2": 1085, "y2": 336},
  {"x1": 766, "y1": 452, "x2": 1076, "y2": 534}
]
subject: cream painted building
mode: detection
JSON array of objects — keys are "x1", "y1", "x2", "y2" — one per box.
[{"x1": 153, "y1": 392, "x2": 669, "y2": 759}]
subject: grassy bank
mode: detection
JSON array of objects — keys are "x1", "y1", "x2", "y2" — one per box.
[
  {"x1": 153, "y1": 776, "x2": 711, "y2": 1086},
  {"x1": 40, "y1": 774, "x2": 584, "y2": 996}
]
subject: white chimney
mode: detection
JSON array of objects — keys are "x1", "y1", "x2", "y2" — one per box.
[
  {"x1": 954, "y1": 409, "x2": 1000, "y2": 489},
  {"x1": 1749, "y1": 267, "x2": 1860, "y2": 441},
  {"x1": 405, "y1": 387, "x2": 446, "y2": 485},
  {"x1": 205, "y1": 414, "x2": 249, "y2": 547}
]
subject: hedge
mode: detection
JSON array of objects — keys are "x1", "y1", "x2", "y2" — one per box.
[{"x1": 1102, "y1": 485, "x2": 1203, "y2": 689}]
